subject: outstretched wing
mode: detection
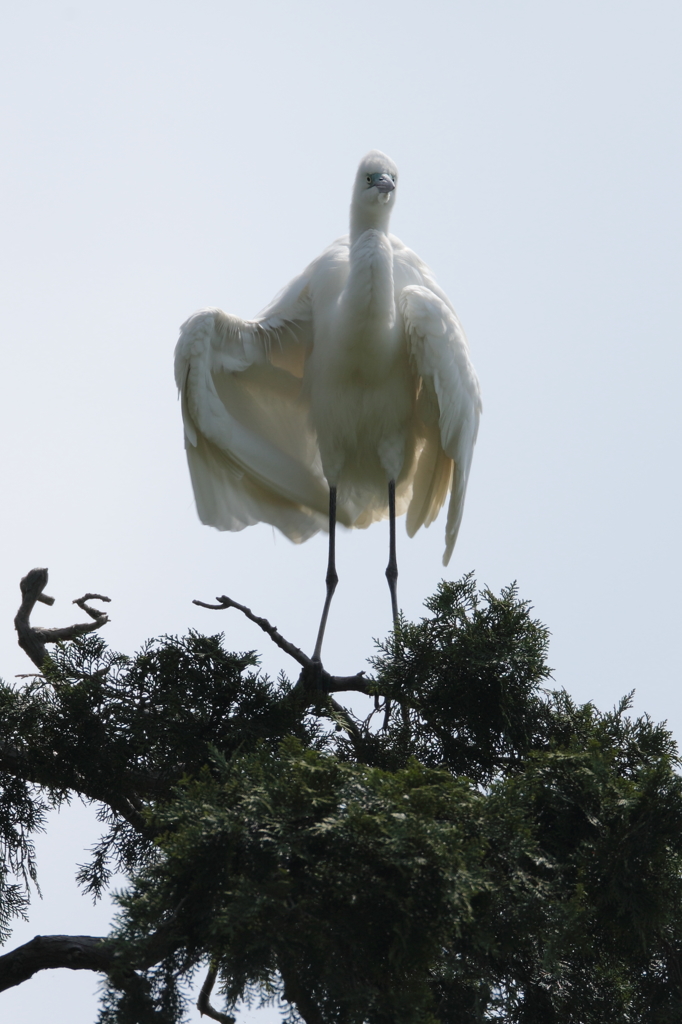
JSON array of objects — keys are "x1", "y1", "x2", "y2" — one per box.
[
  {"x1": 400, "y1": 285, "x2": 482, "y2": 565},
  {"x1": 174, "y1": 266, "x2": 331, "y2": 542}
]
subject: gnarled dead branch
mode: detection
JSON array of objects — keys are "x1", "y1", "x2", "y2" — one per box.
[{"x1": 14, "y1": 568, "x2": 110, "y2": 669}]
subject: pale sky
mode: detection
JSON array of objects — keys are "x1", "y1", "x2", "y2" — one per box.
[{"x1": 1, "y1": 2, "x2": 680, "y2": 1021}]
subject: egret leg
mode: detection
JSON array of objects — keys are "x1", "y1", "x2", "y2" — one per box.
[
  {"x1": 381, "y1": 480, "x2": 400, "y2": 729},
  {"x1": 312, "y1": 487, "x2": 339, "y2": 663},
  {"x1": 385, "y1": 479, "x2": 399, "y2": 626}
]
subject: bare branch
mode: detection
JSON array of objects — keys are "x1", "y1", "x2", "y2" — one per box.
[
  {"x1": 196, "y1": 964, "x2": 235, "y2": 1023},
  {"x1": 73, "y1": 593, "x2": 111, "y2": 620},
  {"x1": 0, "y1": 895, "x2": 190, "y2": 994},
  {"x1": 194, "y1": 594, "x2": 310, "y2": 668},
  {"x1": 193, "y1": 593, "x2": 373, "y2": 697},
  {"x1": 0, "y1": 934, "x2": 112, "y2": 992},
  {"x1": 14, "y1": 569, "x2": 110, "y2": 670},
  {"x1": 319, "y1": 671, "x2": 371, "y2": 695}
]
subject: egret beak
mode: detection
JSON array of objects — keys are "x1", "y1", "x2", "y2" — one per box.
[{"x1": 375, "y1": 174, "x2": 395, "y2": 194}]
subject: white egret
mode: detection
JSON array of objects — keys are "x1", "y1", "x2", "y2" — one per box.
[{"x1": 175, "y1": 151, "x2": 481, "y2": 660}]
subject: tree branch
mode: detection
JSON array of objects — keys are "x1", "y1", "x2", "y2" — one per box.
[
  {"x1": 0, "y1": 740, "x2": 154, "y2": 838},
  {"x1": 0, "y1": 934, "x2": 112, "y2": 992},
  {"x1": 278, "y1": 962, "x2": 325, "y2": 1024},
  {"x1": 193, "y1": 595, "x2": 310, "y2": 667},
  {"x1": 0, "y1": 895, "x2": 190, "y2": 994},
  {"x1": 14, "y1": 568, "x2": 110, "y2": 670},
  {"x1": 196, "y1": 964, "x2": 235, "y2": 1023},
  {"x1": 194, "y1": 593, "x2": 372, "y2": 696}
]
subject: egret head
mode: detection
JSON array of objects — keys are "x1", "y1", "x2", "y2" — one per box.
[
  {"x1": 353, "y1": 150, "x2": 398, "y2": 211},
  {"x1": 350, "y1": 151, "x2": 398, "y2": 243}
]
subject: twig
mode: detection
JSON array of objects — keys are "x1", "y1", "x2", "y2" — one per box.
[
  {"x1": 194, "y1": 595, "x2": 309, "y2": 667},
  {"x1": 73, "y1": 593, "x2": 112, "y2": 619},
  {"x1": 197, "y1": 964, "x2": 235, "y2": 1023},
  {"x1": 14, "y1": 569, "x2": 111, "y2": 670}
]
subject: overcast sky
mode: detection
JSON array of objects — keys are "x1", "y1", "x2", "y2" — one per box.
[{"x1": 1, "y1": 2, "x2": 680, "y2": 1021}]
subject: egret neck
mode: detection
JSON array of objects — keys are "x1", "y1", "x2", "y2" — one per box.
[
  {"x1": 349, "y1": 181, "x2": 395, "y2": 245},
  {"x1": 341, "y1": 156, "x2": 399, "y2": 375},
  {"x1": 338, "y1": 229, "x2": 397, "y2": 375}
]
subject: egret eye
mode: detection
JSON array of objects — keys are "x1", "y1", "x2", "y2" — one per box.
[{"x1": 366, "y1": 175, "x2": 372, "y2": 183}]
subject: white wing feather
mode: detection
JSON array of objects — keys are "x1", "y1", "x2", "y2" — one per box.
[
  {"x1": 174, "y1": 269, "x2": 333, "y2": 541},
  {"x1": 400, "y1": 285, "x2": 482, "y2": 565}
]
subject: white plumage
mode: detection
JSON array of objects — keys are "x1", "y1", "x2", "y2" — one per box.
[{"x1": 175, "y1": 151, "x2": 481, "y2": 574}]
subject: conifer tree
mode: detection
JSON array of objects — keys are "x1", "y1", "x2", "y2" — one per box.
[{"x1": 1, "y1": 569, "x2": 681, "y2": 1023}]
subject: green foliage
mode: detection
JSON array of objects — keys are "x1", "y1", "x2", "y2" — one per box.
[
  {"x1": 366, "y1": 575, "x2": 553, "y2": 778},
  {"x1": 107, "y1": 748, "x2": 489, "y2": 1024},
  {"x1": 0, "y1": 773, "x2": 44, "y2": 942},
  {"x1": 0, "y1": 632, "x2": 322, "y2": 899},
  {"x1": 2, "y1": 578, "x2": 682, "y2": 1023}
]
